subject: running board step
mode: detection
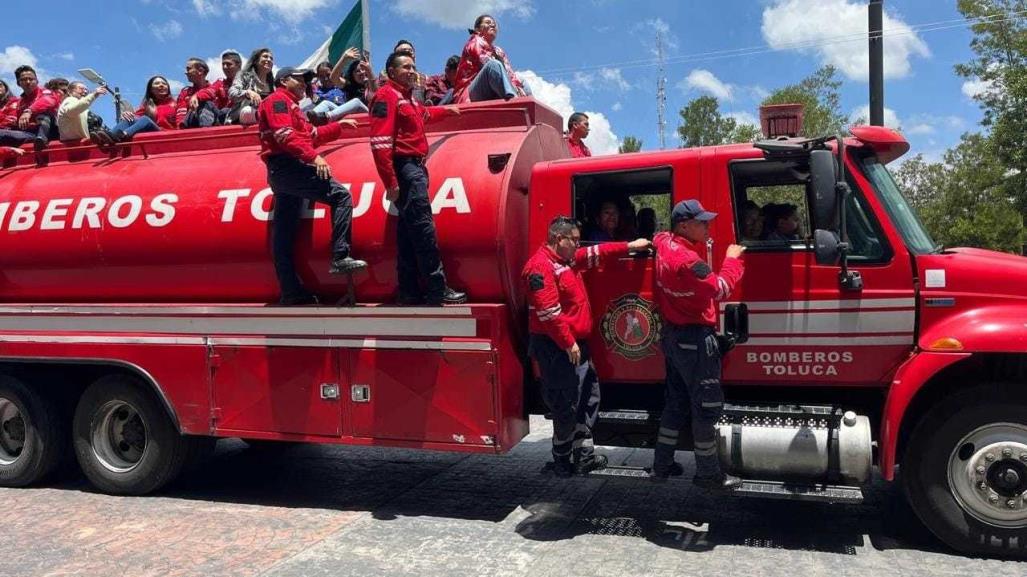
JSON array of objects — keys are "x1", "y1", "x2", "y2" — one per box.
[{"x1": 733, "y1": 480, "x2": 864, "y2": 504}]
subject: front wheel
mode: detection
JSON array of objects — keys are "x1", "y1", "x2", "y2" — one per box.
[
  {"x1": 73, "y1": 375, "x2": 195, "y2": 495},
  {"x1": 903, "y1": 385, "x2": 1027, "y2": 558}
]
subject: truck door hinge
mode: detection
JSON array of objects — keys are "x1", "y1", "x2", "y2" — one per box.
[{"x1": 210, "y1": 407, "x2": 223, "y2": 427}]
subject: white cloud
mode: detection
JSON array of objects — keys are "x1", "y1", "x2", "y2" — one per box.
[
  {"x1": 599, "y1": 68, "x2": 630, "y2": 91},
  {"x1": 150, "y1": 20, "x2": 183, "y2": 42},
  {"x1": 167, "y1": 79, "x2": 186, "y2": 93},
  {"x1": 905, "y1": 123, "x2": 933, "y2": 135},
  {"x1": 749, "y1": 85, "x2": 770, "y2": 100},
  {"x1": 54, "y1": 52, "x2": 75, "y2": 61},
  {"x1": 851, "y1": 105, "x2": 901, "y2": 129},
  {"x1": 612, "y1": 102, "x2": 623, "y2": 112},
  {"x1": 679, "y1": 69, "x2": 734, "y2": 101},
  {"x1": 962, "y1": 77, "x2": 994, "y2": 99},
  {"x1": 725, "y1": 111, "x2": 759, "y2": 127},
  {"x1": 391, "y1": 0, "x2": 535, "y2": 30},
  {"x1": 901, "y1": 113, "x2": 966, "y2": 135},
  {"x1": 193, "y1": 0, "x2": 219, "y2": 17},
  {"x1": 762, "y1": 0, "x2": 929, "y2": 81},
  {"x1": 0, "y1": 45, "x2": 39, "y2": 76},
  {"x1": 519, "y1": 70, "x2": 620, "y2": 156}
]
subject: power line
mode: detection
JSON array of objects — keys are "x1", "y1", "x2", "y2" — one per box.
[{"x1": 534, "y1": 9, "x2": 1027, "y2": 80}]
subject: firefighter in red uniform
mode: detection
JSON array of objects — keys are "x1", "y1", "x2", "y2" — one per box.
[
  {"x1": 257, "y1": 67, "x2": 366, "y2": 306},
  {"x1": 523, "y1": 216, "x2": 651, "y2": 476},
  {"x1": 651, "y1": 200, "x2": 745, "y2": 489},
  {"x1": 369, "y1": 51, "x2": 466, "y2": 306},
  {"x1": 565, "y1": 112, "x2": 591, "y2": 158}
]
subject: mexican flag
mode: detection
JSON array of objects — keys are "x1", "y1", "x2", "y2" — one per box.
[{"x1": 300, "y1": 0, "x2": 370, "y2": 69}]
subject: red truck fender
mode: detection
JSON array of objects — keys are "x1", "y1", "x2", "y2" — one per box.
[{"x1": 880, "y1": 351, "x2": 970, "y2": 480}]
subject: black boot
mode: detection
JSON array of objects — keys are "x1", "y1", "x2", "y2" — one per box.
[
  {"x1": 329, "y1": 256, "x2": 367, "y2": 275},
  {"x1": 306, "y1": 110, "x2": 329, "y2": 126},
  {"x1": 395, "y1": 292, "x2": 425, "y2": 306},
  {"x1": 551, "y1": 455, "x2": 574, "y2": 478},
  {"x1": 692, "y1": 472, "x2": 743, "y2": 491},
  {"x1": 573, "y1": 453, "x2": 608, "y2": 475},
  {"x1": 426, "y1": 287, "x2": 467, "y2": 306},
  {"x1": 278, "y1": 293, "x2": 320, "y2": 306},
  {"x1": 650, "y1": 461, "x2": 685, "y2": 480}
]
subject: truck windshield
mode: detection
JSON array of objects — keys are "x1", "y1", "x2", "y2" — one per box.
[{"x1": 856, "y1": 155, "x2": 938, "y2": 255}]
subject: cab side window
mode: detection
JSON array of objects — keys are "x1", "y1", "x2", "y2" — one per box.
[
  {"x1": 730, "y1": 160, "x2": 811, "y2": 249},
  {"x1": 729, "y1": 159, "x2": 889, "y2": 261},
  {"x1": 572, "y1": 167, "x2": 673, "y2": 244}
]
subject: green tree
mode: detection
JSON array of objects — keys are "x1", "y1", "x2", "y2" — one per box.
[
  {"x1": 892, "y1": 134, "x2": 1025, "y2": 253},
  {"x1": 955, "y1": 0, "x2": 1027, "y2": 213},
  {"x1": 619, "y1": 136, "x2": 643, "y2": 153},
  {"x1": 762, "y1": 65, "x2": 849, "y2": 137},
  {"x1": 729, "y1": 123, "x2": 763, "y2": 143},
  {"x1": 677, "y1": 95, "x2": 737, "y2": 147}
]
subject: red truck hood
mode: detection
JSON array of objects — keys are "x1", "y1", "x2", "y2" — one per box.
[{"x1": 917, "y1": 247, "x2": 1027, "y2": 303}]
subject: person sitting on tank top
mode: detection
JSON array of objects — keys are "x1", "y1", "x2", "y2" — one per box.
[
  {"x1": 91, "y1": 75, "x2": 176, "y2": 146},
  {"x1": 229, "y1": 48, "x2": 275, "y2": 126},
  {"x1": 305, "y1": 52, "x2": 373, "y2": 126}
]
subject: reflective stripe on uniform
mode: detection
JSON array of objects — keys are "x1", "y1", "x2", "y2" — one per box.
[
  {"x1": 536, "y1": 305, "x2": 562, "y2": 321},
  {"x1": 656, "y1": 279, "x2": 695, "y2": 298},
  {"x1": 694, "y1": 439, "x2": 717, "y2": 456},
  {"x1": 701, "y1": 401, "x2": 723, "y2": 408},
  {"x1": 700, "y1": 378, "x2": 719, "y2": 385},
  {"x1": 677, "y1": 343, "x2": 698, "y2": 350}
]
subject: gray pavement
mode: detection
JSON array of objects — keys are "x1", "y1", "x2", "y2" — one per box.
[{"x1": 0, "y1": 416, "x2": 1023, "y2": 577}]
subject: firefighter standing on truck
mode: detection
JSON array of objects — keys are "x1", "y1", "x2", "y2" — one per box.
[
  {"x1": 257, "y1": 66, "x2": 366, "y2": 306},
  {"x1": 523, "y1": 216, "x2": 651, "y2": 476},
  {"x1": 651, "y1": 199, "x2": 745, "y2": 489},
  {"x1": 369, "y1": 51, "x2": 466, "y2": 306}
]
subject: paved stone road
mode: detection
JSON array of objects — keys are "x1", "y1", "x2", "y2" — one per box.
[{"x1": 1, "y1": 417, "x2": 1023, "y2": 577}]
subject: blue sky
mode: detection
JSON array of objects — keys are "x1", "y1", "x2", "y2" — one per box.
[{"x1": 1, "y1": 1, "x2": 985, "y2": 160}]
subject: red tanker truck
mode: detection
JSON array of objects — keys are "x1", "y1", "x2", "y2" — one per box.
[{"x1": 0, "y1": 98, "x2": 1024, "y2": 558}]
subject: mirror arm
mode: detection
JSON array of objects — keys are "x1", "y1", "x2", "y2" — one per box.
[{"x1": 834, "y1": 135, "x2": 863, "y2": 291}]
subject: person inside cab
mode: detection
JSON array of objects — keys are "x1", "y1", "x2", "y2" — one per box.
[
  {"x1": 740, "y1": 200, "x2": 764, "y2": 242},
  {"x1": 585, "y1": 200, "x2": 628, "y2": 243},
  {"x1": 762, "y1": 202, "x2": 801, "y2": 241}
]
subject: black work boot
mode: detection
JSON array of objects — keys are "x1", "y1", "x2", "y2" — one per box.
[
  {"x1": 573, "y1": 453, "x2": 608, "y2": 475},
  {"x1": 305, "y1": 110, "x2": 329, "y2": 126},
  {"x1": 329, "y1": 256, "x2": 368, "y2": 275},
  {"x1": 426, "y1": 287, "x2": 467, "y2": 306},
  {"x1": 692, "y1": 472, "x2": 743, "y2": 491},
  {"x1": 551, "y1": 456, "x2": 574, "y2": 478},
  {"x1": 651, "y1": 461, "x2": 686, "y2": 481}
]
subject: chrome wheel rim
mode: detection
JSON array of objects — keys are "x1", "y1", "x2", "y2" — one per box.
[
  {"x1": 0, "y1": 397, "x2": 25, "y2": 466},
  {"x1": 947, "y1": 423, "x2": 1027, "y2": 528},
  {"x1": 91, "y1": 400, "x2": 148, "y2": 473}
]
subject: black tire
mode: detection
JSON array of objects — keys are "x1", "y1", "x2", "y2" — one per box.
[
  {"x1": 73, "y1": 375, "x2": 193, "y2": 495},
  {"x1": 0, "y1": 374, "x2": 66, "y2": 487},
  {"x1": 903, "y1": 385, "x2": 1027, "y2": 558}
]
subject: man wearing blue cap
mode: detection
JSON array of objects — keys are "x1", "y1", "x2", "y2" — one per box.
[{"x1": 651, "y1": 199, "x2": 745, "y2": 489}]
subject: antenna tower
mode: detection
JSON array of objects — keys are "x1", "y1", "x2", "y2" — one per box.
[{"x1": 656, "y1": 30, "x2": 667, "y2": 149}]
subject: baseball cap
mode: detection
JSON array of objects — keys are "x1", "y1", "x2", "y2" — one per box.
[
  {"x1": 274, "y1": 67, "x2": 315, "y2": 85},
  {"x1": 671, "y1": 199, "x2": 718, "y2": 223}
]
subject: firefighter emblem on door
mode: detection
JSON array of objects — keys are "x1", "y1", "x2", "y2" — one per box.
[{"x1": 601, "y1": 294, "x2": 661, "y2": 360}]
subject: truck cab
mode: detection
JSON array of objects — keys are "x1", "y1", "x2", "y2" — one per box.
[{"x1": 527, "y1": 125, "x2": 1027, "y2": 557}]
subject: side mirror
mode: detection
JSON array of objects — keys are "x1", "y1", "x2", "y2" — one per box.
[
  {"x1": 723, "y1": 303, "x2": 749, "y2": 345},
  {"x1": 814, "y1": 229, "x2": 841, "y2": 265},
  {"x1": 809, "y1": 149, "x2": 839, "y2": 231}
]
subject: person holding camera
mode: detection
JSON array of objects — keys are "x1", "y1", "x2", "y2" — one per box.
[{"x1": 651, "y1": 199, "x2": 745, "y2": 489}]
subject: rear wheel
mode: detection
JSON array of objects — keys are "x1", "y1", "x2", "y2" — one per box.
[
  {"x1": 903, "y1": 385, "x2": 1027, "y2": 558},
  {"x1": 0, "y1": 375, "x2": 65, "y2": 487},
  {"x1": 73, "y1": 375, "x2": 194, "y2": 495}
]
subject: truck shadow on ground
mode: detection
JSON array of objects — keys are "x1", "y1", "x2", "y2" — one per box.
[{"x1": 53, "y1": 437, "x2": 947, "y2": 557}]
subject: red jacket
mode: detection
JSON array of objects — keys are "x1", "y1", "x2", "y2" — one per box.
[
  {"x1": 175, "y1": 82, "x2": 212, "y2": 127},
  {"x1": 653, "y1": 231, "x2": 744, "y2": 327},
  {"x1": 566, "y1": 136, "x2": 591, "y2": 158},
  {"x1": 0, "y1": 96, "x2": 19, "y2": 129},
  {"x1": 257, "y1": 86, "x2": 343, "y2": 163},
  {"x1": 453, "y1": 33, "x2": 523, "y2": 103},
  {"x1": 368, "y1": 80, "x2": 446, "y2": 190},
  {"x1": 523, "y1": 242, "x2": 629, "y2": 349},
  {"x1": 196, "y1": 78, "x2": 231, "y2": 110},
  {"x1": 134, "y1": 97, "x2": 178, "y2": 131},
  {"x1": 16, "y1": 87, "x2": 61, "y2": 130}
]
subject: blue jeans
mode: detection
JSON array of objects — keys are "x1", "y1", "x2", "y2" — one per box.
[
  {"x1": 528, "y1": 335, "x2": 600, "y2": 462},
  {"x1": 312, "y1": 97, "x2": 368, "y2": 120},
  {"x1": 266, "y1": 154, "x2": 354, "y2": 301},
  {"x1": 469, "y1": 59, "x2": 524, "y2": 102},
  {"x1": 394, "y1": 158, "x2": 447, "y2": 299},
  {"x1": 0, "y1": 129, "x2": 35, "y2": 146},
  {"x1": 112, "y1": 116, "x2": 160, "y2": 138}
]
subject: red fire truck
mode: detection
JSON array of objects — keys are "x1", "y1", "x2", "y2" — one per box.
[{"x1": 0, "y1": 99, "x2": 1024, "y2": 558}]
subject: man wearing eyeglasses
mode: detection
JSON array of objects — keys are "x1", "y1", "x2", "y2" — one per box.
[{"x1": 522, "y1": 215, "x2": 651, "y2": 477}]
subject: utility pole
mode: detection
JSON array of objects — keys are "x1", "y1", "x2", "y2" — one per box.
[
  {"x1": 656, "y1": 30, "x2": 667, "y2": 150},
  {"x1": 869, "y1": 0, "x2": 884, "y2": 126}
]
